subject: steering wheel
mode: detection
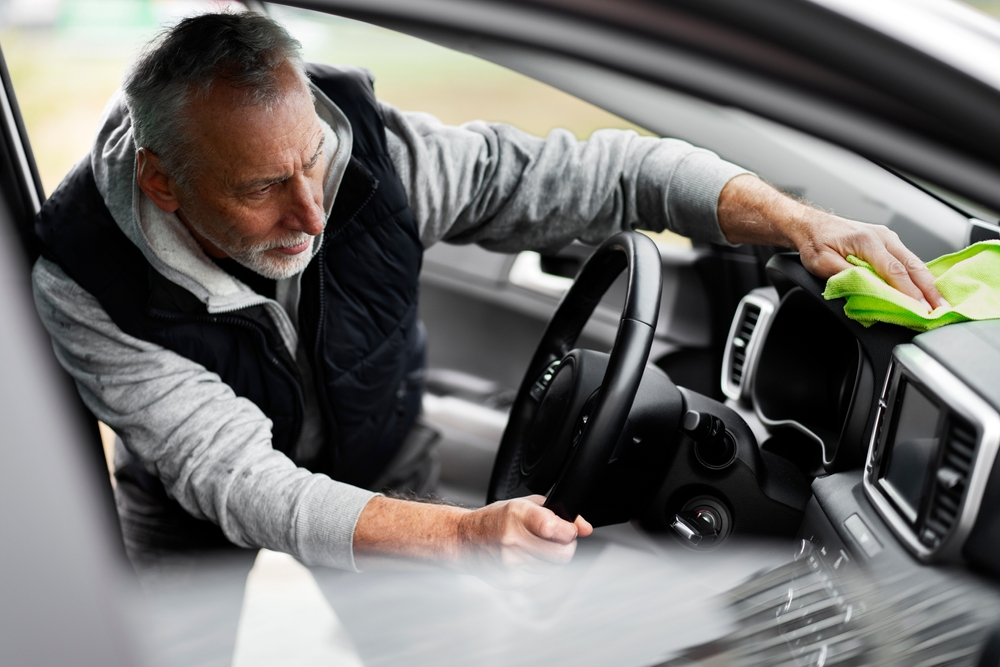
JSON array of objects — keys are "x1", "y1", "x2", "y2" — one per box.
[{"x1": 486, "y1": 231, "x2": 663, "y2": 521}]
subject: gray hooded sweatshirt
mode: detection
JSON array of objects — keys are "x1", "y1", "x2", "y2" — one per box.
[{"x1": 32, "y1": 81, "x2": 748, "y2": 570}]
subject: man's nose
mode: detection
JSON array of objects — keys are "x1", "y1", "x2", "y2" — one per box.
[{"x1": 285, "y1": 174, "x2": 325, "y2": 236}]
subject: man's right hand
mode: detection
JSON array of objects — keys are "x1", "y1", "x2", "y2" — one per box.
[
  {"x1": 458, "y1": 495, "x2": 594, "y2": 568},
  {"x1": 352, "y1": 494, "x2": 592, "y2": 570}
]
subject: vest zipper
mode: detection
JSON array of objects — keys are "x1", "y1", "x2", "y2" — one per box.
[
  {"x1": 149, "y1": 308, "x2": 306, "y2": 449},
  {"x1": 311, "y1": 241, "x2": 332, "y2": 455}
]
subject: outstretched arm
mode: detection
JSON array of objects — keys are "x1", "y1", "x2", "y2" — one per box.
[
  {"x1": 381, "y1": 103, "x2": 940, "y2": 309},
  {"x1": 353, "y1": 495, "x2": 593, "y2": 569},
  {"x1": 717, "y1": 174, "x2": 946, "y2": 310},
  {"x1": 379, "y1": 101, "x2": 748, "y2": 252}
]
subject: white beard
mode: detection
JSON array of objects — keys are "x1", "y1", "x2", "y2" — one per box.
[
  {"x1": 228, "y1": 237, "x2": 315, "y2": 280},
  {"x1": 183, "y1": 210, "x2": 317, "y2": 280}
]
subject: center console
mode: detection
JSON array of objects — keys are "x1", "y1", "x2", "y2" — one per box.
[{"x1": 865, "y1": 343, "x2": 1000, "y2": 562}]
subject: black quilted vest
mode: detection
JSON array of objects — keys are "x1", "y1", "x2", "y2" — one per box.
[{"x1": 34, "y1": 64, "x2": 425, "y2": 488}]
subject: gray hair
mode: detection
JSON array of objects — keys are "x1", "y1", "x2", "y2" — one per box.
[{"x1": 123, "y1": 11, "x2": 309, "y2": 188}]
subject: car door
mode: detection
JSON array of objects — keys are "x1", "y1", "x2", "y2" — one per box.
[
  {"x1": 0, "y1": 34, "x2": 143, "y2": 667},
  {"x1": 0, "y1": 39, "x2": 124, "y2": 538}
]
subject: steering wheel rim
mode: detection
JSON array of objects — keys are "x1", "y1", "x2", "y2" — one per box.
[{"x1": 486, "y1": 231, "x2": 663, "y2": 520}]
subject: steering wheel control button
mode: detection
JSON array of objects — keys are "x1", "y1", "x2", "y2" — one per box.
[
  {"x1": 529, "y1": 359, "x2": 562, "y2": 401},
  {"x1": 683, "y1": 409, "x2": 737, "y2": 469},
  {"x1": 521, "y1": 360, "x2": 578, "y2": 483},
  {"x1": 844, "y1": 514, "x2": 883, "y2": 557}
]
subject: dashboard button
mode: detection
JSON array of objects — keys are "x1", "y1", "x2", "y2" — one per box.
[
  {"x1": 844, "y1": 513, "x2": 883, "y2": 557},
  {"x1": 920, "y1": 528, "x2": 941, "y2": 549},
  {"x1": 936, "y1": 467, "x2": 963, "y2": 491}
]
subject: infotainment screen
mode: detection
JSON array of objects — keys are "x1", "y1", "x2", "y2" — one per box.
[{"x1": 880, "y1": 381, "x2": 942, "y2": 523}]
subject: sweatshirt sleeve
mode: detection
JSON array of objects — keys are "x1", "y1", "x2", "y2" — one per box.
[
  {"x1": 379, "y1": 101, "x2": 751, "y2": 251},
  {"x1": 32, "y1": 257, "x2": 375, "y2": 571}
]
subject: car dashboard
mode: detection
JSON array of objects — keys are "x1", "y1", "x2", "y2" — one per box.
[{"x1": 690, "y1": 253, "x2": 1000, "y2": 664}]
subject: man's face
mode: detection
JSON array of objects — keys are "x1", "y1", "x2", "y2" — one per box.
[{"x1": 173, "y1": 62, "x2": 328, "y2": 279}]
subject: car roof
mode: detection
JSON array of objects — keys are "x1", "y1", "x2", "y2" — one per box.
[{"x1": 814, "y1": 0, "x2": 1000, "y2": 93}]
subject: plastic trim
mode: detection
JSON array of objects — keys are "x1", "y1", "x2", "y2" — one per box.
[
  {"x1": 721, "y1": 289, "x2": 777, "y2": 402},
  {"x1": 863, "y1": 344, "x2": 1000, "y2": 563},
  {"x1": 508, "y1": 250, "x2": 574, "y2": 298},
  {"x1": 0, "y1": 70, "x2": 38, "y2": 214}
]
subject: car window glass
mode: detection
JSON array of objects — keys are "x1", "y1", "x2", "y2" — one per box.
[
  {"x1": 1, "y1": 0, "x2": 690, "y2": 247},
  {"x1": 267, "y1": 5, "x2": 974, "y2": 258},
  {"x1": 269, "y1": 6, "x2": 647, "y2": 140},
  {"x1": 957, "y1": 1, "x2": 1000, "y2": 18},
  {"x1": 268, "y1": 5, "x2": 691, "y2": 248},
  {"x1": 1, "y1": 0, "x2": 245, "y2": 194}
]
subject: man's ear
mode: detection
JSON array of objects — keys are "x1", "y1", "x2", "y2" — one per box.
[{"x1": 136, "y1": 148, "x2": 181, "y2": 213}]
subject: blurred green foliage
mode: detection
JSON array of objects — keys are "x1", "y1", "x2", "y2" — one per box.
[{"x1": 963, "y1": 0, "x2": 1000, "y2": 16}]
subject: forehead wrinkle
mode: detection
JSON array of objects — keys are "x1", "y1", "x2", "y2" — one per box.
[
  {"x1": 224, "y1": 126, "x2": 325, "y2": 193},
  {"x1": 307, "y1": 133, "x2": 325, "y2": 167},
  {"x1": 188, "y1": 71, "x2": 319, "y2": 184}
]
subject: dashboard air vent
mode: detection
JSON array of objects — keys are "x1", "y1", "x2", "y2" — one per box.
[
  {"x1": 921, "y1": 416, "x2": 976, "y2": 549},
  {"x1": 721, "y1": 290, "x2": 776, "y2": 402},
  {"x1": 728, "y1": 304, "x2": 760, "y2": 389}
]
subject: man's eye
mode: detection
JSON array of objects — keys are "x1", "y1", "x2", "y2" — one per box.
[{"x1": 252, "y1": 185, "x2": 273, "y2": 197}]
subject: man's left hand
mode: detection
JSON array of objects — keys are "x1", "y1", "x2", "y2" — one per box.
[{"x1": 717, "y1": 174, "x2": 947, "y2": 311}]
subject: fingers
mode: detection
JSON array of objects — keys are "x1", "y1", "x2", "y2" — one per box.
[
  {"x1": 858, "y1": 243, "x2": 929, "y2": 307},
  {"x1": 852, "y1": 233, "x2": 947, "y2": 312},
  {"x1": 518, "y1": 498, "x2": 594, "y2": 540},
  {"x1": 518, "y1": 499, "x2": 579, "y2": 544},
  {"x1": 462, "y1": 498, "x2": 595, "y2": 571},
  {"x1": 515, "y1": 495, "x2": 592, "y2": 540},
  {"x1": 797, "y1": 216, "x2": 946, "y2": 312},
  {"x1": 803, "y1": 248, "x2": 854, "y2": 280},
  {"x1": 879, "y1": 231, "x2": 947, "y2": 309},
  {"x1": 503, "y1": 499, "x2": 589, "y2": 565}
]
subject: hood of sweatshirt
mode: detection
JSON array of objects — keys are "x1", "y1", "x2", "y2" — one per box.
[{"x1": 90, "y1": 84, "x2": 353, "y2": 322}]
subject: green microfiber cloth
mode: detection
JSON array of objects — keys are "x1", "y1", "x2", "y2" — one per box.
[{"x1": 822, "y1": 239, "x2": 1000, "y2": 332}]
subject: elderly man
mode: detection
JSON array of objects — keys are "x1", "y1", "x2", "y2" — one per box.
[{"x1": 32, "y1": 12, "x2": 941, "y2": 571}]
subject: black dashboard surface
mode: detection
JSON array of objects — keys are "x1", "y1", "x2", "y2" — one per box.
[
  {"x1": 759, "y1": 254, "x2": 1000, "y2": 578},
  {"x1": 916, "y1": 320, "x2": 1000, "y2": 413},
  {"x1": 763, "y1": 254, "x2": 916, "y2": 471},
  {"x1": 911, "y1": 321, "x2": 1000, "y2": 579}
]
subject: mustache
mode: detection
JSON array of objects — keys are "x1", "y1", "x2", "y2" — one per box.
[{"x1": 250, "y1": 232, "x2": 315, "y2": 253}]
